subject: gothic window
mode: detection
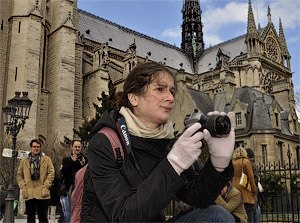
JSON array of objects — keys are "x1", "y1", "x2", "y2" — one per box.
[
  {"x1": 266, "y1": 37, "x2": 279, "y2": 61},
  {"x1": 261, "y1": 71, "x2": 280, "y2": 93},
  {"x1": 15, "y1": 67, "x2": 18, "y2": 81},
  {"x1": 236, "y1": 113, "x2": 242, "y2": 126},
  {"x1": 278, "y1": 141, "x2": 284, "y2": 165},
  {"x1": 262, "y1": 144, "x2": 267, "y2": 166},
  {"x1": 275, "y1": 113, "x2": 279, "y2": 126},
  {"x1": 296, "y1": 146, "x2": 300, "y2": 164}
]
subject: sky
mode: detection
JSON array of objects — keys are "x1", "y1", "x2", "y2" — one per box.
[{"x1": 77, "y1": 0, "x2": 300, "y2": 94}]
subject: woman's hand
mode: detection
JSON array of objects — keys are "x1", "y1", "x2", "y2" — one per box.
[
  {"x1": 203, "y1": 111, "x2": 235, "y2": 171},
  {"x1": 167, "y1": 123, "x2": 203, "y2": 175}
]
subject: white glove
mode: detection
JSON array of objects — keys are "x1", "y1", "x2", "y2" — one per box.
[
  {"x1": 167, "y1": 123, "x2": 203, "y2": 175},
  {"x1": 203, "y1": 111, "x2": 235, "y2": 171}
]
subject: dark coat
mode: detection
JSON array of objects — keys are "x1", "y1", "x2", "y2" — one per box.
[
  {"x1": 61, "y1": 153, "x2": 87, "y2": 192},
  {"x1": 83, "y1": 109, "x2": 234, "y2": 222},
  {"x1": 0, "y1": 189, "x2": 7, "y2": 207}
]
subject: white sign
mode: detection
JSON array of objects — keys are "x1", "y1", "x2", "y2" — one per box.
[{"x1": 2, "y1": 148, "x2": 29, "y2": 159}]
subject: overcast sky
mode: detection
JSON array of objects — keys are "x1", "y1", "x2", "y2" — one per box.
[{"x1": 77, "y1": 0, "x2": 300, "y2": 93}]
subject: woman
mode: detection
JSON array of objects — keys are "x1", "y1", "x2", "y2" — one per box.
[
  {"x1": 85, "y1": 61, "x2": 236, "y2": 222},
  {"x1": 232, "y1": 147, "x2": 257, "y2": 222}
]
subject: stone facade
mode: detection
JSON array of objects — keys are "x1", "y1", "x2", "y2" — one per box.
[{"x1": 0, "y1": 0, "x2": 299, "y2": 166}]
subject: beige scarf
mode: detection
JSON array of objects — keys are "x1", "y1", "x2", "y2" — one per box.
[{"x1": 119, "y1": 106, "x2": 174, "y2": 139}]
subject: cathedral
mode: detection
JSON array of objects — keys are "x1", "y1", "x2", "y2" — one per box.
[{"x1": 0, "y1": 0, "x2": 299, "y2": 164}]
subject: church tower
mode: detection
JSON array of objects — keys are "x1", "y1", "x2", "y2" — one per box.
[
  {"x1": 0, "y1": 0, "x2": 78, "y2": 147},
  {"x1": 181, "y1": 0, "x2": 204, "y2": 71},
  {"x1": 0, "y1": 0, "x2": 46, "y2": 143},
  {"x1": 245, "y1": 0, "x2": 261, "y2": 56}
]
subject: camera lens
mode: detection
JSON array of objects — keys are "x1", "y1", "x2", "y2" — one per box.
[
  {"x1": 214, "y1": 116, "x2": 231, "y2": 136},
  {"x1": 200, "y1": 115, "x2": 231, "y2": 137}
]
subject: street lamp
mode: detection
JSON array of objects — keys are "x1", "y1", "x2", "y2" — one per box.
[{"x1": 2, "y1": 91, "x2": 32, "y2": 223}]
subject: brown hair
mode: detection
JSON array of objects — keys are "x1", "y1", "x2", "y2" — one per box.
[
  {"x1": 116, "y1": 62, "x2": 176, "y2": 110},
  {"x1": 30, "y1": 139, "x2": 41, "y2": 148}
]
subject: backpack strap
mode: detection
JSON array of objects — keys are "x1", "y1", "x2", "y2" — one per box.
[{"x1": 98, "y1": 127, "x2": 125, "y2": 167}]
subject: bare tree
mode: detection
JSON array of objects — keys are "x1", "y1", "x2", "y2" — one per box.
[
  {"x1": 45, "y1": 132, "x2": 70, "y2": 172},
  {"x1": 0, "y1": 135, "x2": 27, "y2": 190}
]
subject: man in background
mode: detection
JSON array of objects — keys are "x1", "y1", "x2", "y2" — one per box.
[
  {"x1": 215, "y1": 182, "x2": 248, "y2": 223},
  {"x1": 17, "y1": 139, "x2": 55, "y2": 223},
  {"x1": 0, "y1": 185, "x2": 8, "y2": 220},
  {"x1": 59, "y1": 140, "x2": 87, "y2": 223}
]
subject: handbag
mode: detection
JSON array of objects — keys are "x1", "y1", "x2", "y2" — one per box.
[{"x1": 239, "y1": 159, "x2": 251, "y2": 191}]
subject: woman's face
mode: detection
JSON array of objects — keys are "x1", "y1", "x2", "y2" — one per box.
[{"x1": 129, "y1": 71, "x2": 175, "y2": 129}]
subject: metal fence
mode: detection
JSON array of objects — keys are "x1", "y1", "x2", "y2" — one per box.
[
  {"x1": 164, "y1": 149, "x2": 300, "y2": 222},
  {"x1": 258, "y1": 149, "x2": 300, "y2": 222}
]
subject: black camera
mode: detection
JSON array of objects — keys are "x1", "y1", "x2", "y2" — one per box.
[
  {"x1": 31, "y1": 172, "x2": 40, "y2": 180},
  {"x1": 184, "y1": 109, "x2": 231, "y2": 137},
  {"x1": 76, "y1": 154, "x2": 83, "y2": 161}
]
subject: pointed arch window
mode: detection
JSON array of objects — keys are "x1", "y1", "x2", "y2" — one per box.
[
  {"x1": 275, "y1": 113, "x2": 279, "y2": 126},
  {"x1": 262, "y1": 144, "x2": 267, "y2": 166},
  {"x1": 278, "y1": 141, "x2": 284, "y2": 166}
]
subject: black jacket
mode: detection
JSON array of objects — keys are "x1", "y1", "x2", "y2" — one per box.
[
  {"x1": 83, "y1": 109, "x2": 234, "y2": 222},
  {"x1": 61, "y1": 153, "x2": 87, "y2": 192}
]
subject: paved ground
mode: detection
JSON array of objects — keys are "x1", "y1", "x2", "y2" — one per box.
[
  {"x1": 0, "y1": 219, "x2": 27, "y2": 223},
  {"x1": 1, "y1": 218, "x2": 59, "y2": 222}
]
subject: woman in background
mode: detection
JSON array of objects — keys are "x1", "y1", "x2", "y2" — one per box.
[{"x1": 232, "y1": 147, "x2": 257, "y2": 222}]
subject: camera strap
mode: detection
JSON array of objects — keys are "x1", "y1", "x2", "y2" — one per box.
[{"x1": 116, "y1": 116, "x2": 141, "y2": 173}]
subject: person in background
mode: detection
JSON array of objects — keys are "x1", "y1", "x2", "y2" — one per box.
[
  {"x1": 0, "y1": 185, "x2": 8, "y2": 220},
  {"x1": 48, "y1": 172, "x2": 60, "y2": 223},
  {"x1": 60, "y1": 140, "x2": 87, "y2": 223},
  {"x1": 232, "y1": 147, "x2": 257, "y2": 223},
  {"x1": 246, "y1": 148, "x2": 260, "y2": 223},
  {"x1": 83, "y1": 61, "x2": 236, "y2": 222},
  {"x1": 215, "y1": 181, "x2": 248, "y2": 223},
  {"x1": 17, "y1": 139, "x2": 55, "y2": 223}
]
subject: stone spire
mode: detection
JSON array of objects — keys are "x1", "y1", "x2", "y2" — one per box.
[
  {"x1": 247, "y1": 0, "x2": 257, "y2": 36},
  {"x1": 278, "y1": 18, "x2": 291, "y2": 69},
  {"x1": 246, "y1": 0, "x2": 259, "y2": 55},
  {"x1": 181, "y1": 0, "x2": 204, "y2": 70},
  {"x1": 279, "y1": 18, "x2": 288, "y2": 54}
]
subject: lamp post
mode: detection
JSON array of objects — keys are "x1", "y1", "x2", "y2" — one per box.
[{"x1": 2, "y1": 91, "x2": 32, "y2": 223}]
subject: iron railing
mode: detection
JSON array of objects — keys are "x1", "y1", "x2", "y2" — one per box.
[
  {"x1": 164, "y1": 149, "x2": 300, "y2": 222},
  {"x1": 258, "y1": 149, "x2": 300, "y2": 222}
]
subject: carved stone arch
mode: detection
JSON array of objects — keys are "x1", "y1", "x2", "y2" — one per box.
[
  {"x1": 245, "y1": 65, "x2": 254, "y2": 75},
  {"x1": 252, "y1": 64, "x2": 260, "y2": 70}
]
